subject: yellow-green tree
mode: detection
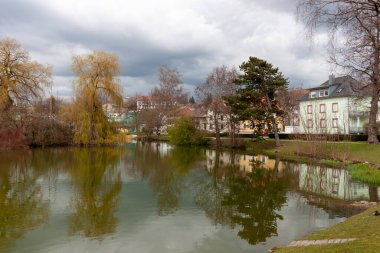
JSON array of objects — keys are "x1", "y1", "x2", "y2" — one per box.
[
  {"x1": 0, "y1": 38, "x2": 51, "y2": 111},
  {"x1": 71, "y1": 51, "x2": 123, "y2": 144}
]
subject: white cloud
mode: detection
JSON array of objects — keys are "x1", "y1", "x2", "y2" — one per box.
[{"x1": 1, "y1": 0, "x2": 333, "y2": 98}]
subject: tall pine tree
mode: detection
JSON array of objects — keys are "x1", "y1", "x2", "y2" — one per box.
[{"x1": 227, "y1": 57, "x2": 287, "y2": 147}]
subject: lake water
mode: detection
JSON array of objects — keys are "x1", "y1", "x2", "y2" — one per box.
[{"x1": 0, "y1": 142, "x2": 378, "y2": 253}]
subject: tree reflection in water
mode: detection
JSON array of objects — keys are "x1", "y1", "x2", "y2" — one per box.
[
  {"x1": 67, "y1": 148, "x2": 123, "y2": 239},
  {"x1": 196, "y1": 151, "x2": 288, "y2": 245},
  {"x1": 130, "y1": 143, "x2": 204, "y2": 215},
  {"x1": 0, "y1": 151, "x2": 49, "y2": 252}
]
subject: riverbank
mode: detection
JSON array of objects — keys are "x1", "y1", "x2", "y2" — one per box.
[
  {"x1": 136, "y1": 135, "x2": 380, "y2": 185},
  {"x1": 272, "y1": 204, "x2": 380, "y2": 253},
  {"x1": 249, "y1": 139, "x2": 380, "y2": 185}
]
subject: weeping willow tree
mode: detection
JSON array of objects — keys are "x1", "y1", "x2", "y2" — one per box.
[
  {"x1": 0, "y1": 38, "x2": 51, "y2": 111},
  {"x1": 71, "y1": 51, "x2": 123, "y2": 144}
]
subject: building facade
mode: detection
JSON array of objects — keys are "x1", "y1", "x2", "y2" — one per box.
[{"x1": 298, "y1": 75, "x2": 380, "y2": 134}]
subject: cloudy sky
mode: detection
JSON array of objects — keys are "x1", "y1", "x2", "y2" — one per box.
[{"x1": 0, "y1": 0, "x2": 333, "y2": 99}]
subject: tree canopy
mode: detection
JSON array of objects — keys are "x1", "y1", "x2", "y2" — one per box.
[
  {"x1": 70, "y1": 50, "x2": 124, "y2": 144},
  {"x1": 0, "y1": 38, "x2": 51, "y2": 111},
  {"x1": 196, "y1": 65, "x2": 238, "y2": 146},
  {"x1": 227, "y1": 57, "x2": 287, "y2": 147}
]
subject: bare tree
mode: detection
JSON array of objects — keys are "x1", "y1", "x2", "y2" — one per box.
[
  {"x1": 135, "y1": 108, "x2": 165, "y2": 139},
  {"x1": 0, "y1": 38, "x2": 51, "y2": 111},
  {"x1": 196, "y1": 66, "x2": 238, "y2": 147},
  {"x1": 152, "y1": 65, "x2": 188, "y2": 105},
  {"x1": 277, "y1": 88, "x2": 308, "y2": 126},
  {"x1": 297, "y1": 0, "x2": 380, "y2": 144}
]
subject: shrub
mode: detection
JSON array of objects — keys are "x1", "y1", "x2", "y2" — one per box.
[{"x1": 168, "y1": 116, "x2": 207, "y2": 146}]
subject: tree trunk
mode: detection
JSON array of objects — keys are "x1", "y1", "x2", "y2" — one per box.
[
  {"x1": 369, "y1": 186, "x2": 378, "y2": 202},
  {"x1": 213, "y1": 110, "x2": 221, "y2": 147},
  {"x1": 272, "y1": 117, "x2": 281, "y2": 147},
  {"x1": 367, "y1": 86, "x2": 379, "y2": 144},
  {"x1": 265, "y1": 94, "x2": 281, "y2": 147},
  {"x1": 228, "y1": 113, "x2": 236, "y2": 148}
]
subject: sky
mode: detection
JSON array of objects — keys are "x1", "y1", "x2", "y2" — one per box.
[{"x1": 0, "y1": 0, "x2": 334, "y2": 100}]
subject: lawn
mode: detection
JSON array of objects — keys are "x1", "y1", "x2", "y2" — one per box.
[
  {"x1": 267, "y1": 140, "x2": 380, "y2": 166},
  {"x1": 249, "y1": 139, "x2": 380, "y2": 185},
  {"x1": 274, "y1": 204, "x2": 380, "y2": 253}
]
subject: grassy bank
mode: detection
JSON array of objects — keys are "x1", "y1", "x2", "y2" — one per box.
[
  {"x1": 348, "y1": 164, "x2": 380, "y2": 185},
  {"x1": 261, "y1": 140, "x2": 380, "y2": 166},
  {"x1": 249, "y1": 139, "x2": 380, "y2": 185},
  {"x1": 274, "y1": 204, "x2": 380, "y2": 253}
]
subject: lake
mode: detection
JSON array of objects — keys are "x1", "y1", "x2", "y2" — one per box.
[{"x1": 0, "y1": 142, "x2": 378, "y2": 253}]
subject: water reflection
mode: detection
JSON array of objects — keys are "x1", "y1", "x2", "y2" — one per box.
[
  {"x1": 0, "y1": 143, "x2": 379, "y2": 253},
  {"x1": 196, "y1": 150, "x2": 288, "y2": 245},
  {"x1": 297, "y1": 164, "x2": 380, "y2": 202},
  {"x1": 0, "y1": 151, "x2": 49, "y2": 252},
  {"x1": 67, "y1": 148, "x2": 123, "y2": 239},
  {"x1": 128, "y1": 143, "x2": 203, "y2": 215}
]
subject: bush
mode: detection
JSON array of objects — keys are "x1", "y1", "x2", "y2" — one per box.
[{"x1": 168, "y1": 117, "x2": 207, "y2": 146}]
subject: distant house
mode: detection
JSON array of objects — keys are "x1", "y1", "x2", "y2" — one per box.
[
  {"x1": 238, "y1": 118, "x2": 284, "y2": 135},
  {"x1": 136, "y1": 96, "x2": 176, "y2": 111},
  {"x1": 177, "y1": 105, "x2": 233, "y2": 134},
  {"x1": 102, "y1": 102, "x2": 136, "y2": 132},
  {"x1": 281, "y1": 89, "x2": 309, "y2": 134},
  {"x1": 298, "y1": 75, "x2": 380, "y2": 134}
]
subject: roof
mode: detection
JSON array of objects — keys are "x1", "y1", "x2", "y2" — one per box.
[
  {"x1": 299, "y1": 75, "x2": 371, "y2": 101},
  {"x1": 176, "y1": 105, "x2": 208, "y2": 118}
]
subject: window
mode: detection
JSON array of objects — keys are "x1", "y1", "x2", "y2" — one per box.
[
  {"x1": 307, "y1": 105, "x2": 313, "y2": 114},
  {"x1": 318, "y1": 89, "x2": 329, "y2": 97},
  {"x1": 210, "y1": 124, "x2": 214, "y2": 129},
  {"x1": 220, "y1": 115, "x2": 224, "y2": 121},
  {"x1": 307, "y1": 119, "x2": 313, "y2": 128},
  {"x1": 332, "y1": 118, "x2": 338, "y2": 128},
  {"x1": 320, "y1": 104, "x2": 326, "y2": 113},
  {"x1": 320, "y1": 119, "x2": 326, "y2": 128},
  {"x1": 203, "y1": 123, "x2": 207, "y2": 130},
  {"x1": 310, "y1": 92, "x2": 316, "y2": 98},
  {"x1": 243, "y1": 123, "x2": 247, "y2": 128},
  {"x1": 332, "y1": 103, "x2": 338, "y2": 113},
  {"x1": 220, "y1": 124, "x2": 224, "y2": 129}
]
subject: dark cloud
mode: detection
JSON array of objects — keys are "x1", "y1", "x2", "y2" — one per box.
[{"x1": 0, "y1": 0, "x2": 331, "y2": 97}]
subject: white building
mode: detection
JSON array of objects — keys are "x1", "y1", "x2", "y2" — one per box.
[{"x1": 298, "y1": 75, "x2": 380, "y2": 134}]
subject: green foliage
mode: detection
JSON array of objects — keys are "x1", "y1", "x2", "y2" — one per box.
[
  {"x1": 348, "y1": 163, "x2": 380, "y2": 185},
  {"x1": 168, "y1": 116, "x2": 207, "y2": 146},
  {"x1": 226, "y1": 57, "x2": 287, "y2": 144},
  {"x1": 70, "y1": 51, "x2": 123, "y2": 145},
  {"x1": 71, "y1": 102, "x2": 117, "y2": 145}
]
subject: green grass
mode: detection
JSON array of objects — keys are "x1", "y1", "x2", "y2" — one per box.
[
  {"x1": 348, "y1": 163, "x2": 380, "y2": 185},
  {"x1": 274, "y1": 204, "x2": 380, "y2": 253},
  {"x1": 253, "y1": 139, "x2": 380, "y2": 167}
]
